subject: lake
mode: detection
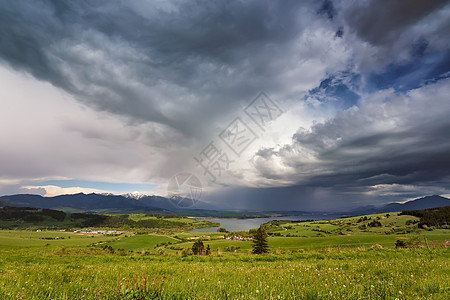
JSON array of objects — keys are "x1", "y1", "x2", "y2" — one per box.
[{"x1": 190, "y1": 214, "x2": 343, "y2": 232}]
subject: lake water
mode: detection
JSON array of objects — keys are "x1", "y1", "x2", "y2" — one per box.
[{"x1": 190, "y1": 214, "x2": 342, "y2": 232}]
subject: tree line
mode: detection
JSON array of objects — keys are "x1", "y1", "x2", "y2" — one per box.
[{"x1": 400, "y1": 206, "x2": 449, "y2": 228}]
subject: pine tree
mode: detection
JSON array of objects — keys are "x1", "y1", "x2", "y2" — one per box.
[
  {"x1": 206, "y1": 244, "x2": 211, "y2": 255},
  {"x1": 252, "y1": 226, "x2": 269, "y2": 254}
]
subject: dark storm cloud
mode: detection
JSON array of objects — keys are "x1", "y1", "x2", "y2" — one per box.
[
  {"x1": 208, "y1": 184, "x2": 380, "y2": 211},
  {"x1": 345, "y1": 0, "x2": 450, "y2": 46},
  {"x1": 252, "y1": 79, "x2": 450, "y2": 201},
  {"x1": 1, "y1": 0, "x2": 449, "y2": 209},
  {"x1": 317, "y1": 0, "x2": 337, "y2": 20},
  {"x1": 0, "y1": 0, "x2": 318, "y2": 138}
]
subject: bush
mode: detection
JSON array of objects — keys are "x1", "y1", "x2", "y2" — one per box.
[
  {"x1": 224, "y1": 246, "x2": 240, "y2": 252},
  {"x1": 192, "y1": 239, "x2": 204, "y2": 255},
  {"x1": 369, "y1": 244, "x2": 383, "y2": 250},
  {"x1": 368, "y1": 220, "x2": 382, "y2": 227},
  {"x1": 395, "y1": 240, "x2": 406, "y2": 248},
  {"x1": 181, "y1": 248, "x2": 191, "y2": 256},
  {"x1": 117, "y1": 248, "x2": 127, "y2": 256}
]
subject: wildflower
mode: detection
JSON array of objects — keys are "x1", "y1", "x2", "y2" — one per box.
[{"x1": 256, "y1": 290, "x2": 259, "y2": 293}]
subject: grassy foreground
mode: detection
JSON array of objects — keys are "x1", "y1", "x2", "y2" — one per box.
[
  {"x1": 0, "y1": 209, "x2": 448, "y2": 299},
  {"x1": 0, "y1": 246, "x2": 448, "y2": 299}
]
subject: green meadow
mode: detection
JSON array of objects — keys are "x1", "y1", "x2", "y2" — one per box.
[
  {"x1": 104, "y1": 212, "x2": 449, "y2": 254},
  {"x1": 0, "y1": 210, "x2": 448, "y2": 299},
  {"x1": 0, "y1": 246, "x2": 448, "y2": 299},
  {"x1": 0, "y1": 230, "x2": 122, "y2": 249}
]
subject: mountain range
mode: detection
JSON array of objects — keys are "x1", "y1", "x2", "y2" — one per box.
[
  {"x1": 341, "y1": 195, "x2": 450, "y2": 215},
  {"x1": 0, "y1": 193, "x2": 167, "y2": 212},
  {"x1": 0, "y1": 193, "x2": 448, "y2": 215}
]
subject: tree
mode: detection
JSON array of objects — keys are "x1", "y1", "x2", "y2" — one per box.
[
  {"x1": 206, "y1": 244, "x2": 211, "y2": 255},
  {"x1": 252, "y1": 226, "x2": 269, "y2": 254},
  {"x1": 192, "y1": 239, "x2": 204, "y2": 255}
]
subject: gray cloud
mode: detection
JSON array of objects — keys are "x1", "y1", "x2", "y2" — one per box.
[
  {"x1": 1, "y1": 0, "x2": 449, "y2": 209},
  {"x1": 345, "y1": 0, "x2": 449, "y2": 46},
  {"x1": 0, "y1": 0, "x2": 328, "y2": 139},
  {"x1": 252, "y1": 79, "x2": 450, "y2": 201}
]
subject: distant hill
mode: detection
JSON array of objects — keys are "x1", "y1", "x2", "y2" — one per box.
[
  {"x1": 0, "y1": 206, "x2": 219, "y2": 230},
  {"x1": 0, "y1": 193, "x2": 164, "y2": 212},
  {"x1": 378, "y1": 195, "x2": 450, "y2": 212},
  {"x1": 126, "y1": 195, "x2": 179, "y2": 211},
  {"x1": 0, "y1": 192, "x2": 221, "y2": 213},
  {"x1": 1, "y1": 193, "x2": 448, "y2": 215},
  {"x1": 347, "y1": 195, "x2": 450, "y2": 215}
]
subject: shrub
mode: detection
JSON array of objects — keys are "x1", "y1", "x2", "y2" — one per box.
[
  {"x1": 369, "y1": 244, "x2": 383, "y2": 250},
  {"x1": 368, "y1": 220, "x2": 382, "y2": 227},
  {"x1": 181, "y1": 248, "x2": 191, "y2": 256},
  {"x1": 192, "y1": 239, "x2": 205, "y2": 255},
  {"x1": 224, "y1": 246, "x2": 240, "y2": 252},
  {"x1": 117, "y1": 248, "x2": 127, "y2": 256},
  {"x1": 395, "y1": 240, "x2": 406, "y2": 248}
]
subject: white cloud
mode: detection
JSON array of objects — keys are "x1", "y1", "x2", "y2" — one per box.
[{"x1": 21, "y1": 185, "x2": 108, "y2": 197}]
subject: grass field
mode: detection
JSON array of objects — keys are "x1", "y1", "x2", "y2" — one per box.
[
  {"x1": 265, "y1": 213, "x2": 422, "y2": 237},
  {"x1": 101, "y1": 212, "x2": 448, "y2": 254},
  {"x1": 0, "y1": 210, "x2": 448, "y2": 299},
  {"x1": 0, "y1": 230, "x2": 123, "y2": 249},
  {"x1": 165, "y1": 230, "x2": 448, "y2": 254},
  {"x1": 106, "y1": 234, "x2": 180, "y2": 251},
  {"x1": 0, "y1": 246, "x2": 448, "y2": 299}
]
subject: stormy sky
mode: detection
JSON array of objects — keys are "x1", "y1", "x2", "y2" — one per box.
[{"x1": 1, "y1": 0, "x2": 449, "y2": 210}]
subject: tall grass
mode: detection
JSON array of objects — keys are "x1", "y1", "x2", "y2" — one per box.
[{"x1": 0, "y1": 247, "x2": 448, "y2": 299}]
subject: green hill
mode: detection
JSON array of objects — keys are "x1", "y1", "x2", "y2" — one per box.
[{"x1": 0, "y1": 206, "x2": 218, "y2": 230}]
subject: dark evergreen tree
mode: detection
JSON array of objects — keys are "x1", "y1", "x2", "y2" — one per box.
[
  {"x1": 206, "y1": 244, "x2": 211, "y2": 255},
  {"x1": 252, "y1": 226, "x2": 269, "y2": 254}
]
